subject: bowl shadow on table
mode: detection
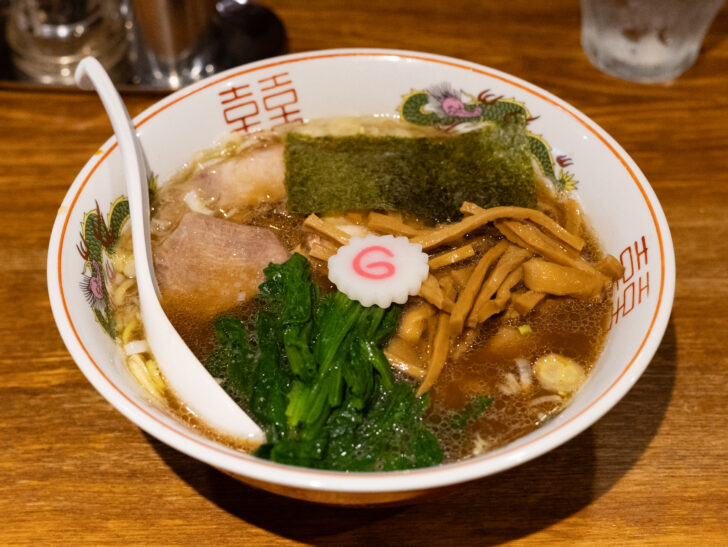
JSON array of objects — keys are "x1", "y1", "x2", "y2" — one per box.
[{"x1": 145, "y1": 320, "x2": 676, "y2": 545}]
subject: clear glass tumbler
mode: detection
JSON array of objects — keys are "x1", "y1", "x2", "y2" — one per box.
[
  {"x1": 5, "y1": 0, "x2": 128, "y2": 85},
  {"x1": 130, "y1": 0, "x2": 220, "y2": 89},
  {"x1": 581, "y1": 0, "x2": 725, "y2": 83}
]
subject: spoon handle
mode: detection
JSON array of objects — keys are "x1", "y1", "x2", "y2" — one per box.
[
  {"x1": 75, "y1": 57, "x2": 159, "y2": 297},
  {"x1": 75, "y1": 57, "x2": 265, "y2": 443}
]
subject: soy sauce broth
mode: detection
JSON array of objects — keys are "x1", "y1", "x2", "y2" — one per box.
[{"x1": 425, "y1": 295, "x2": 611, "y2": 462}]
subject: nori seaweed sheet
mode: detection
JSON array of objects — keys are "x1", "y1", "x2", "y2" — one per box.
[{"x1": 284, "y1": 117, "x2": 536, "y2": 223}]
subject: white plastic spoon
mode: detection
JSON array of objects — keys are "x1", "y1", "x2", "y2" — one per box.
[{"x1": 75, "y1": 57, "x2": 265, "y2": 444}]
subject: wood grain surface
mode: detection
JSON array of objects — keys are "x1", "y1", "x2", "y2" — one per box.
[{"x1": 2, "y1": 0, "x2": 727, "y2": 544}]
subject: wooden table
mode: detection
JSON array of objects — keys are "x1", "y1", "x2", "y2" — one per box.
[{"x1": 2, "y1": 1, "x2": 727, "y2": 544}]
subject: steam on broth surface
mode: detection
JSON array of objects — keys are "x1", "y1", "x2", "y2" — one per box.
[{"x1": 110, "y1": 115, "x2": 620, "y2": 469}]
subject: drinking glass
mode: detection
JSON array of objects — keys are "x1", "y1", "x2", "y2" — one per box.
[{"x1": 581, "y1": 0, "x2": 725, "y2": 83}]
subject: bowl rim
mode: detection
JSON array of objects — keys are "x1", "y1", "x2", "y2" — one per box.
[{"x1": 47, "y1": 48, "x2": 676, "y2": 493}]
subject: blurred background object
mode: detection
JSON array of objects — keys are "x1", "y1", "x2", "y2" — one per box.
[
  {"x1": 214, "y1": 0, "x2": 287, "y2": 67},
  {"x1": 580, "y1": 0, "x2": 725, "y2": 83},
  {"x1": 0, "y1": 0, "x2": 287, "y2": 90},
  {"x1": 5, "y1": 0, "x2": 129, "y2": 86},
  {"x1": 130, "y1": 0, "x2": 220, "y2": 88}
]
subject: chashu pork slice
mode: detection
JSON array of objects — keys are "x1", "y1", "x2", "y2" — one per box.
[
  {"x1": 185, "y1": 143, "x2": 285, "y2": 213},
  {"x1": 154, "y1": 212, "x2": 288, "y2": 318}
]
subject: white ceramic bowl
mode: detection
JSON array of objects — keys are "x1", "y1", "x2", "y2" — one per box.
[{"x1": 48, "y1": 49, "x2": 675, "y2": 505}]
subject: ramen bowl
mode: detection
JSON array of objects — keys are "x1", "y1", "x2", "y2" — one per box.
[{"x1": 47, "y1": 49, "x2": 675, "y2": 506}]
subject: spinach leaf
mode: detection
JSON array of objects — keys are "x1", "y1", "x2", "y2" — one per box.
[
  {"x1": 449, "y1": 395, "x2": 494, "y2": 430},
  {"x1": 206, "y1": 253, "x2": 445, "y2": 471},
  {"x1": 206, "y1": 316, "x2": 256, "y2": 405},
  {"x1": 257, "y1": 253, "x2": 313, "y2": 325},
  {"x1": 249, "y1": 311, "x2": 292, "y2": 442},
  {"x1": 323, "y1": 382, "x2": 443, "y2": 471}
]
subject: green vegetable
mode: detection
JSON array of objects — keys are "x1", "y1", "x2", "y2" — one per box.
[
  {"x1": 284, "y1": 117, "x2": 536, "y2": 223},
  {"x1": 322, "y1": 381, "x2": 442, "y2": 471},
  {"x1": 206, "y1": 315, "x2": 257, "y2": 404},
  {"x1": 449, "y1": 395, "x2": 494, "y2": 430},
  {"x1": 205, "y1": 254, "x2": 442, "y2": 471},
  {"x1": 249, "y1": 311, "x2": 293, "y2": 441}
]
